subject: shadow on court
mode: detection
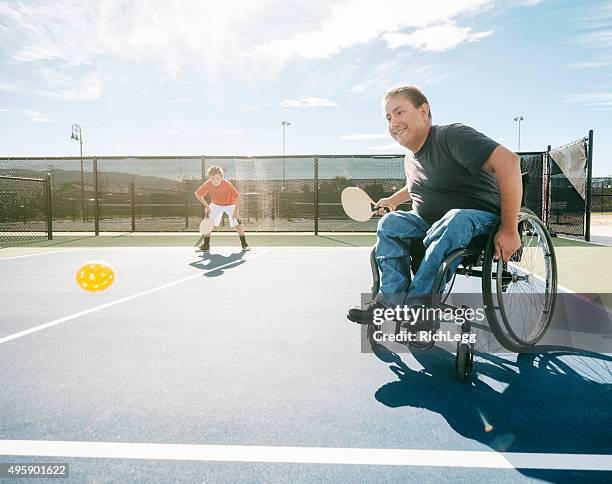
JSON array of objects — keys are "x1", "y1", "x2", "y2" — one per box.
[
  {"x1": 189, "y1": 249, "x2": 247, "y2": 277},
  {"x1": 316, "y1": 235, "x2": 362, "y2": 247},
  {"x1": 372, "y1": 342, "x2": 612, "y2": 483},
  {"x1": 28, "y1": 235, "x2": 98, "y2": 246}
]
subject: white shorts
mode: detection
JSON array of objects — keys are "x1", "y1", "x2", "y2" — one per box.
[{"x1": 210, "y1": 203, "x2": 239, "y2": 227}]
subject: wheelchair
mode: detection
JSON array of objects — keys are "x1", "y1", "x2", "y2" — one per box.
[{"x1": 368, "y1": 207, "x2": 558, "y2": 381}]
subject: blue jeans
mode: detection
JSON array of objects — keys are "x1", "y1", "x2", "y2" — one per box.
[{"x1": 375, "y1": 208, "x2": 499, "y2": 305}]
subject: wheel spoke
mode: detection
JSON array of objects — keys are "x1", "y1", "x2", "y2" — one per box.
[{"x1": 491, "y1": 213, "x2": 557, "y2": 348}]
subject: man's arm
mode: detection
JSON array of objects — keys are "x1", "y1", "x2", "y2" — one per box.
[
  {"x1": 482, "y1": 145, "x2": 522, "y2": 262},
  {"x1": 374, "y1": 186, "x2": 411, "y2": 211}
]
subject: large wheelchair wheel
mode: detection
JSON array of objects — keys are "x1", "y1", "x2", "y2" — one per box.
[{"x1": 482, "y1": 209, "x2": 558, "y2": 352}]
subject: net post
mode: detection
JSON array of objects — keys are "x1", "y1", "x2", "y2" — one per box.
[
  {"x1": 314, "y1": 156, "x2": 319, "y2": 235},
  {"x1": 93, "y1": 157, "x2": 100, "y2": 235},
  {"x1": 585, "y1": 130, "x2": 594, "y2": 242},
  {"x1": 45, "y1": 173, "x2": 53, "y2": 240},
  {"x1": 130, "y1": 181, "x2": 136, "y2": 232}
]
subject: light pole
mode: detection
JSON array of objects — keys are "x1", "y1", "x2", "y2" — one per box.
[
  {"x1": 70, "y1": 124, "x2": 85, "y2": 221},
  {"x1": 513, "y1": 116, "x2": 524, "y2": 152},
  {"x1": 281, "y1": 120, "x2": 291, "y2": 188}
]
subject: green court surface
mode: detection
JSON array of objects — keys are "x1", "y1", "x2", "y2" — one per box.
[
  {"x1": 0, "y1": 231, "x2": 599, "y2": 248},
  {"x1": 2, "y1": 232, "x2": 611, "y2": 294},
  {"x1": 3, "y1": 232, "x2": 377, "y2": 248}
]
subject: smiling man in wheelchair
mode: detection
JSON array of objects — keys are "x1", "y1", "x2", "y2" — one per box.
[{"x1": 347, "y1": 85, "x2": 523, "y2": 329}]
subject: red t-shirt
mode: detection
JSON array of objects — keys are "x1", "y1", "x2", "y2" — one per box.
[{"x1": 195, "y1": 179, "x2": 239, "y2": 206}]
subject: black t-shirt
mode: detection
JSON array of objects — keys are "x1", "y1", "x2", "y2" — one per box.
[{"x1": 405, "y1": 123, "x2": 501, "y2": 224}]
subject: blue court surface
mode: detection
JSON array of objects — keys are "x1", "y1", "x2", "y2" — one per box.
[{"x1": 1, "y1": 247, "x2": 611, "y2": 483}]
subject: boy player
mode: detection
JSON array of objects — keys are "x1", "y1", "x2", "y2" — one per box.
[{"x1": 195, "y1": 166, "x2": 250, "y2": 252}]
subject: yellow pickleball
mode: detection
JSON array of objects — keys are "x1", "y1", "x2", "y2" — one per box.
[{"x1": 76, "y1": 260, "x2": 116, "y2": 292}]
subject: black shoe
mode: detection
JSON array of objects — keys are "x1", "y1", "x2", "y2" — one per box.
[
  {"x1": 241, "y1": 244, "x2": 251, "y2": 251},
  {"x1": 347, "y1": 299, "x2": 386, "y2": 325},
  {"x1": 196, "y1": 246, "x2": 210, "y2": 253}
]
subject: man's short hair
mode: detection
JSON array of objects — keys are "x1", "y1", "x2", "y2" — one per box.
[
  {"x1": 207, "y1": 165, "x2": 224, "y2": 178},
  {"x1": 383, "y1": 85, "x2": 432, "y2": 119}
]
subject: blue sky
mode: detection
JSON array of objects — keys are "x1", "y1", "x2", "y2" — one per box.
[{"x1": 1, "y1": 0, "x2": 610, "y2": 175}]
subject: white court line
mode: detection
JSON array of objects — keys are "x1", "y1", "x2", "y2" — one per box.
[
  {"x1": 268, "y1": 246, "x2": 371, "y2": 250},
  {"x1": 0, "y1": 440, "x2": 611, "y2": 471},
  {"x1": 0, "y1": 249, "x2": 81, "y2": 261},
  {"x1": 0, "y1": 246, "x2": 372, "y2": 256},
  {"x1": 0, "y1": 249, "x2": 272, "y2": 345},
  {"x1": 55, "y1": 246, "x2": 373, "y2": 250}
]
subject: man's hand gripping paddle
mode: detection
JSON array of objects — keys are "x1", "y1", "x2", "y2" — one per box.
[{"x1": 341, "y1": 187, "x2": 390, "y2": 221}]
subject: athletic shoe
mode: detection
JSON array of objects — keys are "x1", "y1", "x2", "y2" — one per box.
[
  {"x1": 241, "y1": 244, "x2": 251, "y2": 251},
  {"x1": 347, "y1": 299, "x2": 386, "y2": 325}
]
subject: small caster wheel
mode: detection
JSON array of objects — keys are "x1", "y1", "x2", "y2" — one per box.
[{"x1": 455, "y1": 341, "x2": 473, "y2": 381}]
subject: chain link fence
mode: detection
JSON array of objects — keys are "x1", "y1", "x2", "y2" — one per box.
[
  {"x1": 0, "y1": 157, "x2": 95, "y2": 232},
  {"x1": 96, "y1": 157, "x2": 202, "y2": 232},
  {"x1": 0, "y1": 138, "x2": 593, "y2": 240},
  {"x1": 592, "y1": 177, "x2": 612, "y2": 213},
  {"x1": 317, "y1": 155, "x2": 407, "y2": 232},
  {"x1": 0, "y1": 174, "x2": 52, "y2": 247},
  {"x1": 519, "y1": 152, "x2": 545, "y2": 220}
]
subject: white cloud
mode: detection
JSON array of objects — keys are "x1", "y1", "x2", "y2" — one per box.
[
  {"x1": 256, "y1": 0, "x2": 493, "y2": 62},
  {"x1": 213, "y1": 128, "x2": 239, "y2": 136},
  {"x1": 578, "y1": 31, "x2": 612, "y2": 49},
  {"x1": 0, "y1": 0, "x2": 279, "y2": 97},
  {"x1": 573, "y1": 2, "x2": 612, "y2": 49},
  {"x1": 20, "y1": 110, "x2": 54, "y2": 122},
  {"x1": 0, "y1": 0, "x2": 496, "y2": 96},
  {"x1": 339, "y1": 133, "x2": 390, "y2": 140},
  {"x1": 0, "y1": 0, "x2": 540, "y2": 101},
  {"x1": 0, "y1": 82, "x2": 24, "y2": 94},
  {"x1": 0, "y1": 2, "x2": 22, "y2": 21},
  {"x1": 34, "y1": 69, "x2": 107, "y2": 100},
  {"x1": 563, "y1": 92, "x2": 612, "y2": 110},
  {"x1": 350, "y1": 60, "x2": 399, "y2": 94},
  {"x1": 368, "y1": 142, "x2": 403, "y2": 152},
  {"x1": 0, "y1": 108, "x2": 9, "y2": 112},
  {"x1": 280, "y1": 97, "x2": 338, "y2": 108},
  {"x1": 383, "y1": 24, "x2": 493, "y2": 52},
  {"x1": 566, "y1": 3, "x2": 612, "y2": 72},
  {"x1": 381, "y1": 33, "x2": 414, "y2": 50},
  {"x1": 351, "y1": 61, "x2": 450, "y2": 97},
  {"x1": 566, "y1": 60, "x2": 612, "y2": 69},
  {"x1": 169, "y1": 97, "x2": 196, "y2": 104}
]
